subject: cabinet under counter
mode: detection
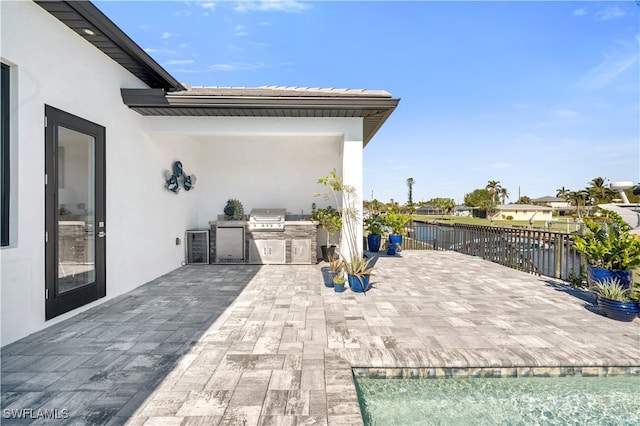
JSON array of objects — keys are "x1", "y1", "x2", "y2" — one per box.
[{"x1": 209, "y1": 220, "x2": 317, "y2": 265}]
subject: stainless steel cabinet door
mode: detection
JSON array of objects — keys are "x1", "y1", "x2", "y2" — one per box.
[
  {"x1": 291, "y1": 239, "x2": 311, "y2": 264},
  {"x1": 249, "y1": 239, "x2": 285, "y2": 264}
]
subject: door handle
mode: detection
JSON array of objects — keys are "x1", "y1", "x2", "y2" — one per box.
[{"x1": 98, "y1": 231, "x2": 106, "y2": 238}]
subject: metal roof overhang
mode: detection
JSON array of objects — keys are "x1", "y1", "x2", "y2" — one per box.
[
  {"x1": 35, "y1": 0, "x2": 398, "y2": 145},
  {"x1": 35, "y1": 0, "x2": 184, "y2": 91},
  {"x1": 121, "y1": 89, "x2": 399, "y2": 145}
]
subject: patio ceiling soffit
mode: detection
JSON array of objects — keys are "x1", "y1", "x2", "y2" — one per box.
[
  {"x1": 121, "y1": 88, "x2": 400, "y2": 145},
  {"x1": 35, "y1": 0, "x2": 184, "y2": 91}
]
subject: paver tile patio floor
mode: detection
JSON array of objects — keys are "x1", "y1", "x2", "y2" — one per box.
[{"x1": 2, "y1": 250, "x2": 639, "y2": 425}]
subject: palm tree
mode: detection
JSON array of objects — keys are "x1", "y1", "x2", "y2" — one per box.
[
  {"x1": 567, "y1": 190, "x2": 589, "y2": 218},
  {"x1": 485, "y1": 180, "x2": 503, "y2": 204},
  {"x1": 406, "y1": 177, "x2": 415, "y2": 207},
  {"x1": 556, "y1": 186, "x2": 569, "y2": 200},
  {"x1": 499, "y1": 187, "x2": 509, "y2": 204},
  {"x1": 588, "y1": 177, "x2": 615, "y2": 204}
]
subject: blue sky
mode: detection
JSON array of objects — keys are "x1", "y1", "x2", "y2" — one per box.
[{"x1": 95, "y1": 0, "x2": 639, "y2": 205}]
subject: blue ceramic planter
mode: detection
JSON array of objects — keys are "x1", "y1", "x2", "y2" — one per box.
[
  {"x1": 367, "y1": 234, "x2": 381, "y2": 252},
  {"x1": 334, "y1": 283, "x2": 345, "y2": 293},
  {"x1": 587, "y1": 266, "x2": 633, "y2": 293},
  {"x1": 321, "y1": 267, "x2": 337, "y2": 288},
  {"x1": 348, "y1": 274, "x2": 371, "y2": 293},
  {"x1": 389, "y1": 234, "x2": 403, "y2": 247},
  {"x1": 597, "y1": 297, "x2": 638, "y2": 322}
]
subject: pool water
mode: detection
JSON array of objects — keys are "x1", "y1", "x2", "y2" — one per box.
[{"x1": 355, "y1": 375, "x2": 640, "y2": 425}]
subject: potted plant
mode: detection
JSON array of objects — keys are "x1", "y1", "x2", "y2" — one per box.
[
  {"x1": 320, "y1": 255, "x2": 342, "y2": 288},
  {"x1": 344, "y1": 255, "x2": 374, "y2": 293},
  {"x1": 332, "y1": 274, "x2": 346, "y2": 293},
  {"x1": 571, "y1": 209, "x2": 640, "y2": 293},
  {"x1": 364, "y1": 213, "x2": 385, "y2": 253},
  {"x1": 386, "y1": 212, "x2": 410, "y2": 248},
  {"x1": 315, "y1": 169, "x2": 374, "y2": 294},
  {"x1": 311, "y1": 205, "x2": 342, "y2": 262},
  {"x1": 594, "y1": 278, "x2": 639, "y2": 322}
]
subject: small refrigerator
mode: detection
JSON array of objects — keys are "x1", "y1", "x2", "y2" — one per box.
[
  {"x1": 185, "y1": 230, "x2": 210, "y2": 264},
  {"x1": 215, "y1": 226, "x2": 245, "y2": 263}
]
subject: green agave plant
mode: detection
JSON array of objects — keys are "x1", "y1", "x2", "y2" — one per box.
[
  {"x1": 595, "y1": 277, "x2": 632, "y2": 302},
  {"x1": 571, "y1": 209, "x2": 640, "y2": 270}
]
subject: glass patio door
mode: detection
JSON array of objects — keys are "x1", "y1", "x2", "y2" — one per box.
[{"x1": 45, "y1": 106, "x2": 105, "y2": 320}]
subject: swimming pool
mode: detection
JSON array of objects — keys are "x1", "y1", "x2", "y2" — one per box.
[{"x1": 355, "y1": 369, "x2": 640, "y2": 425}]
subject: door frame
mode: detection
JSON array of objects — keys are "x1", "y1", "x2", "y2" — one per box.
[{"x1": 45, "y1": 105, "x2": 106, "y2": 320}]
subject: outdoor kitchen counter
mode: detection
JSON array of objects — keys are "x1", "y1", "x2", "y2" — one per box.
[{"x1": 208, "y1": 220, "x2": 318, "y2": 264}]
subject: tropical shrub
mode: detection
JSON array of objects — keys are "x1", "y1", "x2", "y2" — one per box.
[{"x1": 572, "y1": 209, "x2": 640, "y2": 270}]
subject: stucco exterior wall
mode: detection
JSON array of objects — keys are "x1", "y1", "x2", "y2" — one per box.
[
  {"x1": 0, "y1": 1, "x2": 198, "y2": 346},
  {"x1": 0, "y1": 2, "x2": 365, "y2": 346},
  {"x1": 496, "y1": 209, "x2": 553, "y2": 222},
  {"x1": 142, "y1": 116, "x2": 362, "y2": 225}
]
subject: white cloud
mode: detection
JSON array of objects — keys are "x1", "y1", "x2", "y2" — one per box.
[
  {"x1": 174, "y1": 9, "x2": 192, "y2": 18},
  {"x1": 491, "y1": 163, "x2": 511, "y2": 169},
  {"x1": 573, "y1": 8, "x2": 587, "y2": 16},
  {"x1": 164, "y1": 59, "x2": 195, "y2": 65},
  {"x1": 595, "y1": 6, "x2": 626, "y2": 20},
  {"x1": 574, "y1": 52, "x2": 638, "y2": 90},
  {"x1": 210, "y1": 61, "x2": 267, "y2": 71},
  {"x1": 235, "y1": 25, "x2": 248, "y2": 36},
  {"x1": 552, "y1": 108, "x2": 580, "y2": 118},
  {"x1": 200, "y1": 2, "x2": 216, "y2": 11},
  {"x1": 161, "y1": 32, "x2": 177, "y2": 39},
  {"x1": 234, "y1": 1, "x2": 309, "y2": 13}
]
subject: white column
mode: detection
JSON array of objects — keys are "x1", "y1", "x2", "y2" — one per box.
[{"x1": 341, "y1": 139, "x2": 364, "y2": 260}]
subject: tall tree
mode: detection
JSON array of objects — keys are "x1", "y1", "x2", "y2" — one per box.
[
  {"x1": 464, "y1": 188, "x2": 496, "y2": 216},
  {"x1": 406, "y1": 177, "x2": 415, "y2": 207},
  {"x1": 556, "y1": 186, "x2": 569, "y2": 200},
  {"x1": 485, "y1": 180, "x2": 503, "y2": 204},
  {"x1": 567, "y1": 190, "x2": 589, "y2": 218},
  {"x1": 587, "y1": 177, "x2": 615, "y2": 204},
  {"x1": 499, "y1": 187, "x2": 510, "y2": 204},
  {"x1": 427, "y1": 197, "x2": 456, "y2": 217}
]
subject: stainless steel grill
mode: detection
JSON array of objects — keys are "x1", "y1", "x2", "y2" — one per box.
[{"x1": 248, "y1": 208, "x2": 286, "y2": 231}]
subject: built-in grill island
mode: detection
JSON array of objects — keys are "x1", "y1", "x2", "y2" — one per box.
[{"x1": 209, "y1": 208, "x2": 317, "y2": 264}]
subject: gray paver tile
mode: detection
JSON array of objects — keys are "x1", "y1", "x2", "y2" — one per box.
[
  {"x1": 175, "y1": 390, "x2": 231, "y2": 417},
  {"x1": 2, "y1": 253, "x2": 639, "y2": 426}
]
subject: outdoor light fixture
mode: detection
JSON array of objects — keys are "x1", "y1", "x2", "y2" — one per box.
[
  {"x1": 82, "y1": 28, "x2": 96, "y2": 36},
  {"x1": 164, "y1": 161, "x2": 196, "y2": 194}
]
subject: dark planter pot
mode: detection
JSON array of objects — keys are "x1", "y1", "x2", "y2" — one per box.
[
  {"x1": 386, "y1": 244, "x2": 397, "y2": 256},
  {"x1": 321, "y1": 245, "x2": 337, "y2": 262},
  {"x1": 334, "y1": 283, "x2": 345, "y2": 293},
  {"x1": 587, "y1": 266, "x2": 633, "y2": 293},
  {"x1": 367, "y1": 234, "x2": 382, "y2": 252},
  {"x1": 321, "y1": 267, "x2": 337, "y2": 288},
  {"x1": 597, "y1": 297, "x2": 639, "y2": 322},
  {"x1": 348, "y1": 274, "x2": 372, "y2": 293},
  {"x1": 389, "y1": 234, "x2": 403, "y2": 247}
]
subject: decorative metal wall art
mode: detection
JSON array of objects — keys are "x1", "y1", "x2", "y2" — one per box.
[{"x1": 164, "y1": 161, "x2": 196, "y2": 193}]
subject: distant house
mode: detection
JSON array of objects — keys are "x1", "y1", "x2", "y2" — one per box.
[
  {"x1": 454, "y1": 205, "x2": 472, "y2": 217},
  {"x1": 0, "y1": 1, "x2": 398, "y2": 346},
  {"x1": 416, "y1": 205, "x2": 445, "y2": 216},
  {"x1": 532, "y1": 196, "x2": 571, "y2": 209},
  {"x1": 493, "y1": 204, "x2": 553, "y2": 222}
]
